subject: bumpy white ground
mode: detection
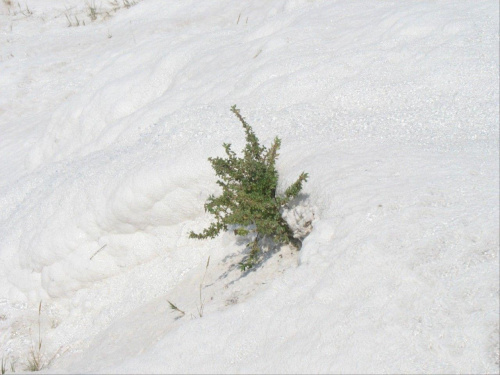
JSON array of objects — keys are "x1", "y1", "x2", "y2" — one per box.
[{"x1": 0, "y1": 0, "x2": 498, "y2": 373}]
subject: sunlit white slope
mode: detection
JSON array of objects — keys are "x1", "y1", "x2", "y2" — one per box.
[{"x1": 0, "y1": 0, "x2": 498, "y2": 373}]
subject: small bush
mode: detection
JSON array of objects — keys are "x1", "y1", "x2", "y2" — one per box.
[{"x1": 190, "y1": 106, "x2": 308, "y2": 270}]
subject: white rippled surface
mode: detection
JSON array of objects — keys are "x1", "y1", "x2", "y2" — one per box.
[{"x1": 0, "y1": 0, "x2": 498, "y2": 373}]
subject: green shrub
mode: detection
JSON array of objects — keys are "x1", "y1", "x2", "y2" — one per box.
[{"x1": 190, "y1": 106, "x2": 308, "y2": 270}]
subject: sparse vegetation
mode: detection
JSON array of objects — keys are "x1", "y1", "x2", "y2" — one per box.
[
  {"x1": 0, "y1": 356, "x2": 15, "y2": 374},
  {"x1": 25, "y1": 349, "x2": 42, "y2": 372},
  {"x1": 3, "y1": 0, "x2": 137, "y2": 26},
  {"x1": 168, "y1": 256, "x2": 211, "y2": 319},
  {"x1": 190, "y1": 106, "x2": 308, "y2": 270},
  {"x1": 120, "y1": 0, "x2": 135, "y2": 9},
  {"x1": 3, "y1": 1, "x2": 32, "y2": 17},
  {"x1": 8, "y1": 358, "x2": 16, "y2": 373},
  {"x1": 86, "y1": 0, "x2": 98, "y2": 21},
  {"x1": 25, "y1": 301, "x2": 43, "y2": 372},
  {"x1": 65, "y1": 12, "x2": 83, "y2": 27},
  {"x1": 3, "y1": 301, "x2": 66, "y2": 373},
  {"x1": 63, "y1": 0, "x2": 139, "y2": 27}
]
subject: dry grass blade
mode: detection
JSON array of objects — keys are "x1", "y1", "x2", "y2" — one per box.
[
  {"x1": 167, "y1": 300, "x2": 185, "y2": 316},
  {"x1": 197, "y1": 256, "x2": 210, "y2": 317}
]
